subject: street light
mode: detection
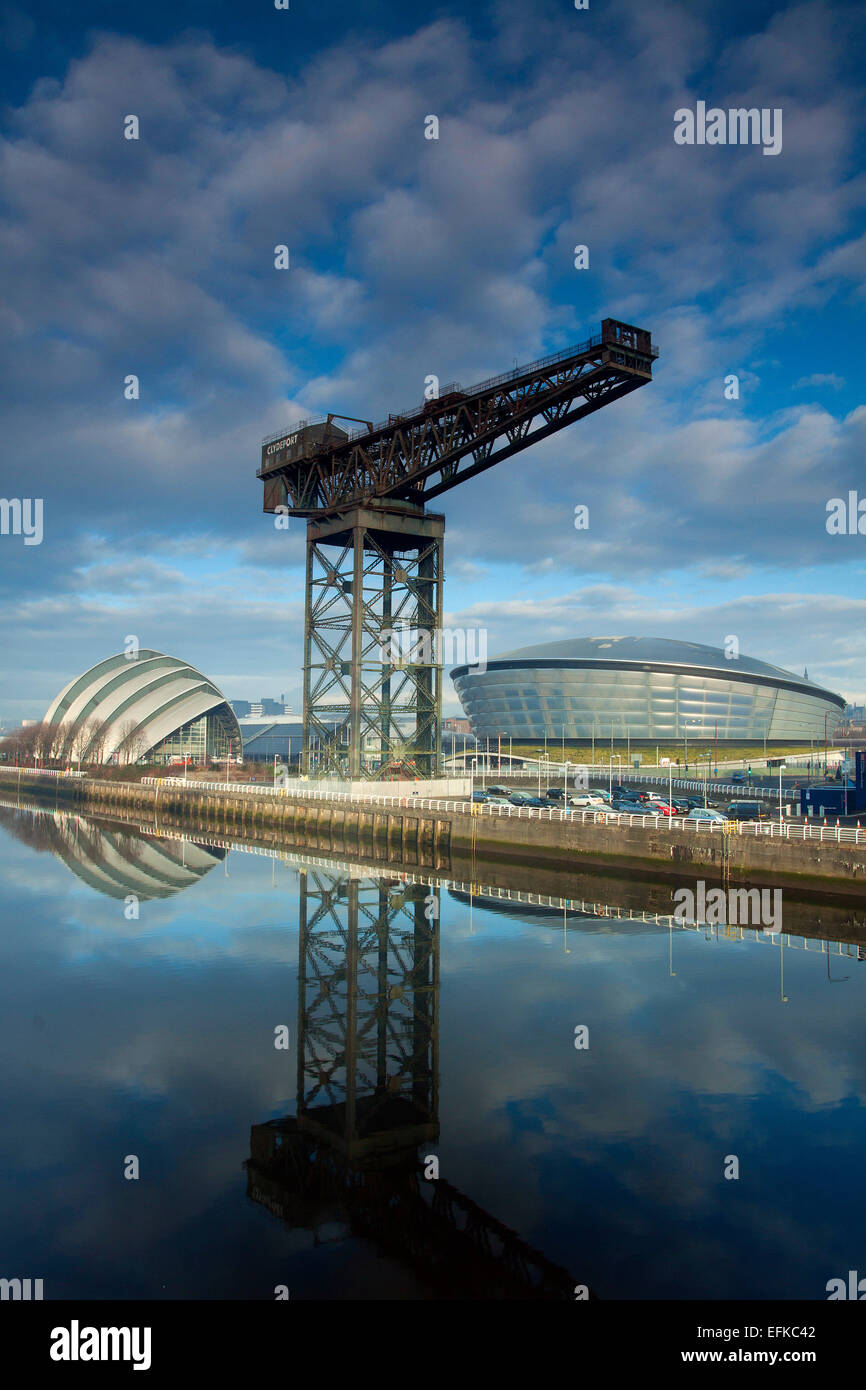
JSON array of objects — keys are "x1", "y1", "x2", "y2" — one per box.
[{"x1": 684, "y1": 719, "x2": 699, "y2": 770}]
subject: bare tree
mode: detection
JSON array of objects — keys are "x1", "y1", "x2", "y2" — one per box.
[
  {"x1": 57, "y1": 719, "x2": 79, "y2": 763},
  {"x1": 115, "y1": 719, "x2": 147, "y2": 765},
  {"x1": 33, "y1": 721, "x2": 61, "y2": 764},
  {"x1": 0, "y1": 723, "x2": 40, "y2": 764},
  {"x1": 68, "y1": 718, "x2": 98, "y2": 766},
  {"x1": 86, "y1": 717, "x2": 112, "y2": 767}
]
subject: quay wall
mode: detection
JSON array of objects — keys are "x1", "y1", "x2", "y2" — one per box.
[{"x1": 1, "y1": 772, "x2": 864, "y2": 896}]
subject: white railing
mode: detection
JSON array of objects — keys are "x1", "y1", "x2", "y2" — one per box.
[
  {"x1": 1, "y1": 764, "x2": 86, "y2": 778},
  {"x1": 139, "y1": 777, "x2": 865, "y2": 845}
]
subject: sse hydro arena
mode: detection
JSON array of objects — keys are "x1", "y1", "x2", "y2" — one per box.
[{"x1": 450, "y1": 637, "x2": 844, "y2": 746}]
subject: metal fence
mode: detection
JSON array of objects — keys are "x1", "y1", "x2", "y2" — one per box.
[
  {"x1": 140, "y1": 777, "x2": 866, "y2": 845},
  {"x1": 2, "y1": 765, "x2": 86, "y2": 779}
]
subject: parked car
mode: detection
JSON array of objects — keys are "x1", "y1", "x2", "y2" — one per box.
[
  {"x1": 545, "y1": 787, "x2": 566, "y2": 801},
  {"x1": 508, "y1": 792, "x2": 533, "y2": 805},
  {"x1": 487, "y1": 784, "x2": 511, "y2": 796},
  {"x1": 646, "y1": 800, "x2": 676, "y2": 816},
  {"x1": 485, "y1": 794, "x2": 511, "y2": 806},
  {"x1": 726, "y1": 800, "x2": 766, "y2": 821},
  {"x1": 471, "y1": 790, "x2": 489, "y2": 803},
  {"x1": 687, "y1": 807, "x2": 728, "y2": 822},
  {"x1": 569, "y1": 793, "x2": 607, "y2": 809},
  {"x1": 588, "y1": 787, "x2": 612, "y2": 802},
  {"x1": 611, "y1": 799, "x2": 648, "y2": 813},
  {"x1": 523, "y1": 795, "x2": 549, "y2": 807}
]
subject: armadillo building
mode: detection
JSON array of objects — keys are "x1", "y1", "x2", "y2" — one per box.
[
  {"x1": 44, "y1": 650, "x2": 242, "y2": 765},
  {"x1": 451, "y1": 637, "x2": 845, "y2": 745}
]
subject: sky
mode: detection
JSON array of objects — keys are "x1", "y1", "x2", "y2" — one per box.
[{"x1": 0, "y1": 0, "x2": 864, "y2": 723}]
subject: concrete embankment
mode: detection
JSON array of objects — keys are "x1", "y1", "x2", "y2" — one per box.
[{"x1": 2, "y1": 772, "x2": 865, "y2": 897}]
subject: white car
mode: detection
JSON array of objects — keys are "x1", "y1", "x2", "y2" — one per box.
[
  {"x1": 687, "y1": 807, "x2": 727, "y2": 822},
  {"x1": 569, "y1": 794, "x2": 607, "y2": 809}
]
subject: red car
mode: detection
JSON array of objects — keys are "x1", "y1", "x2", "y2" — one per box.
[{"x1": 646, "y1": 799, "x2": 675, "y2": 816}]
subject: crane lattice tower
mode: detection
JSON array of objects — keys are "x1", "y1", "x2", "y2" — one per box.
[{"x1": 258, "y1": 318, "x2": 658, "y2": 777}]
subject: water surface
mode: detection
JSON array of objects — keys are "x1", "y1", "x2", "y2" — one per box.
[{"x1": 0, "y1": 804, "x2": 864, "y2": 1300}]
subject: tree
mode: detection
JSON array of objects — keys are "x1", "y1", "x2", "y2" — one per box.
[
  {"x1": 33, "y1": 721, "x2": 61, "y2": 764},
  {"x1": 85, "y1": 717, "x2": 112, "y2": 766},
  {"x1": 115, "y1": 719, "x2": 147, "y2": 765},
  {"x1": 0, "y1": 723, "x2": 40, "y2": 764}
]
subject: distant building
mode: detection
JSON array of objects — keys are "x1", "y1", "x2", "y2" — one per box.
[
  {"x1": 239, "y1": 715, "x2": 337, "y2": 764},
  {"x1": 232, "y1": 697, "x2": 286, "y2": 719}
]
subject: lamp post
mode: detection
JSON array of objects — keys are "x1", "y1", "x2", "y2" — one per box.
[{"x1": 684, "y1": 719, "x2": 699, "y2": 773}]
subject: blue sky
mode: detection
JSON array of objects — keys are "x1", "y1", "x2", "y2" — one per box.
[{"x1": 0, "y1": 0, "x2": 864, "y2": 722}]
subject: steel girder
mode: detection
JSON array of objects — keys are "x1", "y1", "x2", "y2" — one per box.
[
  {"x1": 296, "y1": 869, "x2": 439, "y2": 1162},
  {"x1": 245, "y1": 861, "x2": 583, "y2": 1297},
  {"x1": 303, "y1": 503, "x2": 444, "y2": 778},
  {"x1": 259, "y1": 319, "x2": 658, "y2": 518}
]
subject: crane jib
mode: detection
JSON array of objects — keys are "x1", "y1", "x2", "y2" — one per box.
[{"x1": 258, "y1": 318, "x2": 658, "y2": 518}]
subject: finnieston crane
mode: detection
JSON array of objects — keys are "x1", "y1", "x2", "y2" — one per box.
[{"x1": 258, "y1": 318, "x2": 659, "y2": 778}]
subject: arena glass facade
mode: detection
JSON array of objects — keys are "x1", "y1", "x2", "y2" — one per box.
[{"x1": 450, "y1": 637, "x2": 845, "y2": 744}]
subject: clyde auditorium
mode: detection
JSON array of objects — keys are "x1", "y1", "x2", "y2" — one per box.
[
  {"x1": 450, "y1": 637, "x2": 844, "y2": 745},
  {"x1": 44, "y1": 650, "x2": 241, "y2": 765}
]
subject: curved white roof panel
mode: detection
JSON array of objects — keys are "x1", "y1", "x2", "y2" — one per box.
[{"x1": 44, "y1": 649, "x2": 241, "y2": 764}]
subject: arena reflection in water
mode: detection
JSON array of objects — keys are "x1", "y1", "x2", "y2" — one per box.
[{"x1": 0, "y1": 804, "x2": 227, "y2": 900}]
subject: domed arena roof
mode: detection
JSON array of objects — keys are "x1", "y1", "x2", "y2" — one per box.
[
  {"x1": 43, "y1": 649, "x2": 241, "y2": 764},
  {"x1": 454, "y1": 635, "x2": 842, "y2": 701}
]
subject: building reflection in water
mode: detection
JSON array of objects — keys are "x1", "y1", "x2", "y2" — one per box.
[
  {"x1": 247, "y1": 867, "x2": 584, "y2": 1300},
  {"x1": 0, "y1": 804, "x2": 226, "y2": 899}
]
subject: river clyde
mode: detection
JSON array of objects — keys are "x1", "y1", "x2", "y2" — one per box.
[{"x1": 1, "y1": 803, "x2": 865, "y2": 1301}]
